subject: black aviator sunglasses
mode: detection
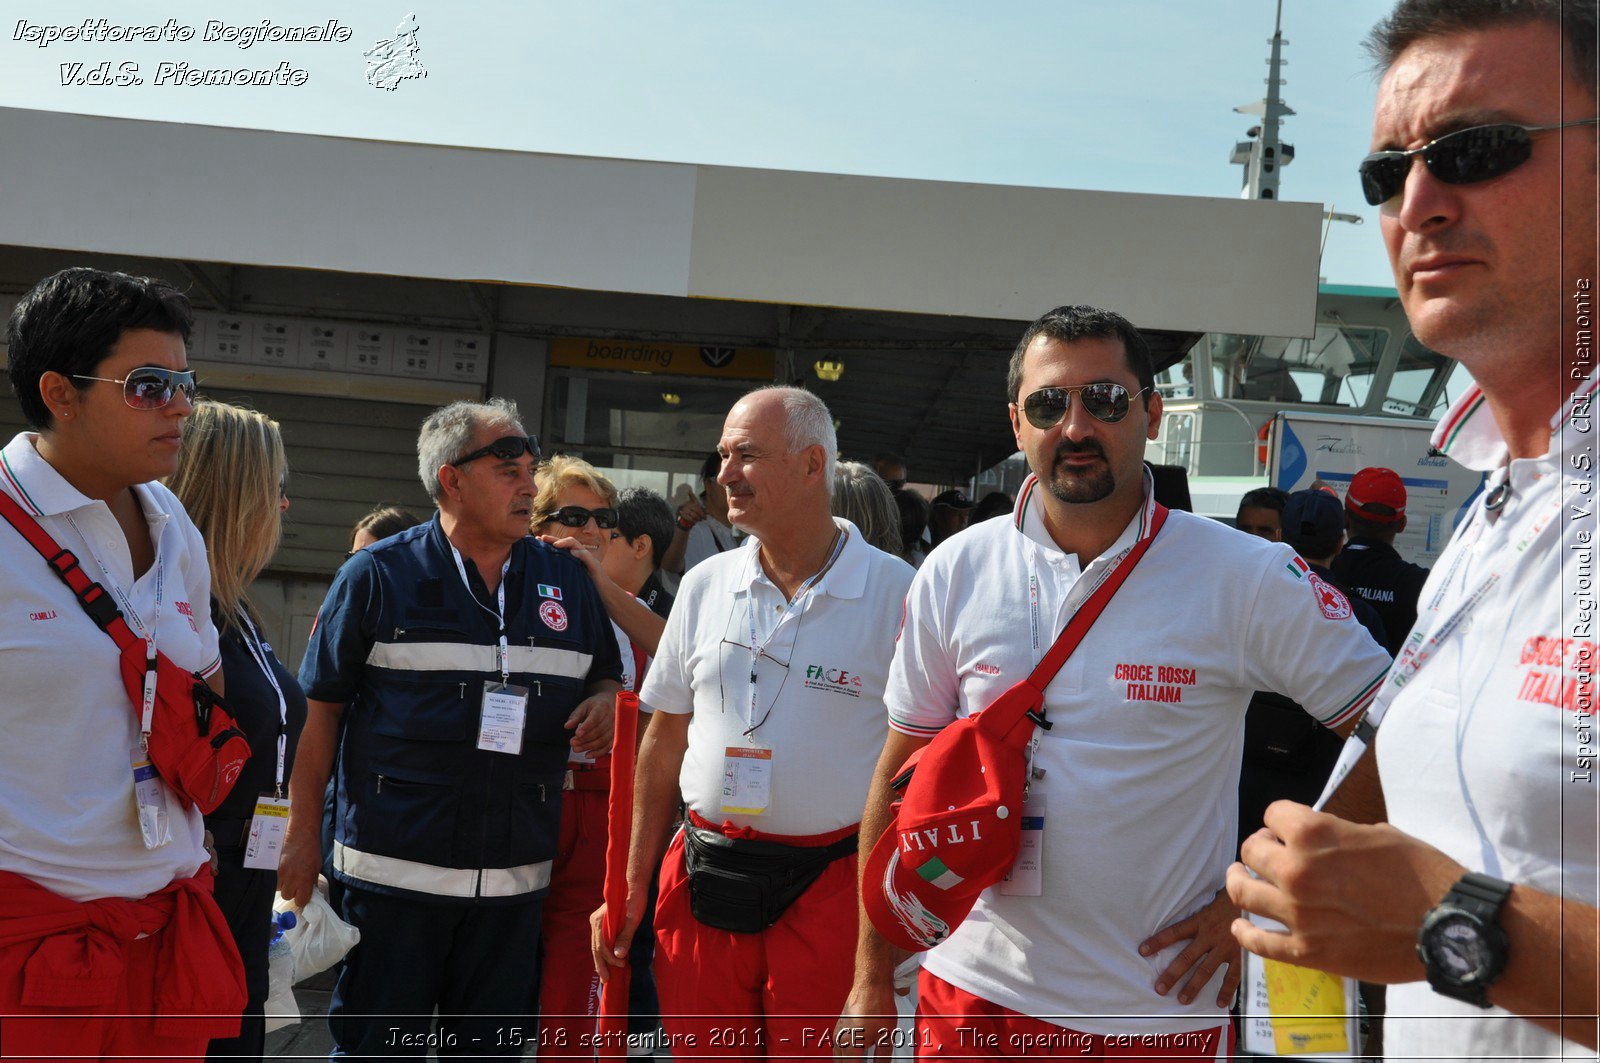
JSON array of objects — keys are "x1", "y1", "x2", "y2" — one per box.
[
  {"x1": 1021, "y1": 383, "x2": 1149, "y2": 429},
  {"x1": 450, "y1": 434, "x2": 541, "y2": 466},
  {"x1": 539, "y1": 506, "x2": 619, "y2": 530},
  {"x1": 1358, "y1": 119, "x2": 1598, "y2": 206}
]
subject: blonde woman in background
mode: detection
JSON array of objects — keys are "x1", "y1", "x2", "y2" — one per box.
[
  {"x1": 169, "y1": 399, "x2": 308, "y2": 1061},
  {"x1": 831, "y1": 460, "x2": 902, "y2": 556}
]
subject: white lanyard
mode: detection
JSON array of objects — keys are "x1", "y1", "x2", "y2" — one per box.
[
  {"x1": 1313, "y1": 488, "x2": 1559, "y2": 809},
  {"x1": 743, "y1": 528, "x2": 847, "y2": 735},
  {"x1": 65, "y1": 509, "x2": 163, "y2": 736},
  {"x1": 237, "y1": 610, "x2": 290, "y2": 797},
  {"x1": 448, "y1": 543, "x2": 511, "y2": 683},
  {"x1": 1022, "y1": 482, "x2": 1150, "y2": 663}
]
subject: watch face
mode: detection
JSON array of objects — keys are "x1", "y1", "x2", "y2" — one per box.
[{"x1": 1427, "y1": 913, "x2": 1492, "y2": 981}]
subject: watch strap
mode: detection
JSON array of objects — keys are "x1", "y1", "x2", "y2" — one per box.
[{"x1": 1448, "y1": 871, "x2": 1513, "y2": 915}]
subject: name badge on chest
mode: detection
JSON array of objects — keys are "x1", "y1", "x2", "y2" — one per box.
[
  {"x1": 243, "y1": 795, "x2": 292, "y2": 870},
  {"x1": 721, "y1": 745, "x2": 773, "y2": 815},
  {"x1": 999, "y1": 792, "x2": 1045, "y2": 897},
  {"x1": 130, "y1": 750, "x2": 172, "y2": 850},
  {"x1": 477, "y1": 681, "x2": 529, "y2": 754}
]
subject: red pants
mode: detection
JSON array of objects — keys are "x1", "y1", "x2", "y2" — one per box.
[
  {"x1": 915, "y1": 970, "x2": 1233, "y2": 1060},
  {"x1": 537, "y1": 770, "x2": 610, "y2": 1058},
  {"x1": 654, "y1": 817, "x2": 859, "y2": 1060}
]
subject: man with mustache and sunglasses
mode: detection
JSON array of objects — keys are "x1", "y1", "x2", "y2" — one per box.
[
  {"x1": 839, "y1": 305, "x2": 1391, "y2": 1058},
  {"x1": 1228, "y1": 1, "x2": 1600, "y2": 1057},
  {"x1": 282, "y1": 399, "x2": 623, "y2": 1058}
]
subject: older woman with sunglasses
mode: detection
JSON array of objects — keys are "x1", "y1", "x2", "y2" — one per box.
[
  {"x1": 0, "y1": 268, "x2": 245, "y2": 1058},
  {"x1": 168, "y1": 400, "x2": 308, "y2": 1061},
  {"x1": 528, "y1": 456, "x2": 660, "y2": 1057}
]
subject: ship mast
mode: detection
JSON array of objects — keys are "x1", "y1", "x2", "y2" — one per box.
[{"x1": 1231, "y1": 0, "x2": 1294, "y2": 200}]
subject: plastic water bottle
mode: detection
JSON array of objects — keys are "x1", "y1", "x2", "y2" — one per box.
[{"x1": 265, "y1": 909, "x2": 301, "y2": 1030}]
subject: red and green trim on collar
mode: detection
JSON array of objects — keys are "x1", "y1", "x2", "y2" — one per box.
[{"x1": 0, "y1": 450, "x2": 43, "y2": 516}]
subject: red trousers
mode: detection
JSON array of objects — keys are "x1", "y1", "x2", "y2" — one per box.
[
  {"x1": 537, "y1": 766, "x2": 610, "y2": 1058},
  {"x1": 915, "y1": 970, "x2": 1233, "y2": 1061},
  {"x1": 0, "y1": 868, "x2": 244, "y2": 1063},
  {"x1": 653, "y1": 816, "x2": 859, "y2": 1060}
]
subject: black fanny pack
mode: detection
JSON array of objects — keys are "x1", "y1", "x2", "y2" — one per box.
[{"x1": 682, "y1": 820, "x2": 857, "y2": 934}]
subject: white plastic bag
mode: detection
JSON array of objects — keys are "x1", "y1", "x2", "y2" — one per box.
[{"x1": 272, "y1": 877, "x2": 361, "y2": 982}]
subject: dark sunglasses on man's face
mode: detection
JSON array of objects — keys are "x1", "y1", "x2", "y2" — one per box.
[
  {"x1": 1358, "y1": 119, "x2": 1599, "y2": 206},
  {"x1": 72, "y1": 366, "x2": 197, "y2": 410},
  {"x1": 450, "y1": 434, "x2": 540, "y2": 466},
  {"x1": 1021, "y1": 383, "x2": 1147, "y2": 429},
  {"x1": 541, "y1": 506, "x2": 619, "y2": 530}
]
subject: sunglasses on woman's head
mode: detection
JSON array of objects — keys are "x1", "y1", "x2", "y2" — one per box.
[
  {"x1": 1021, "y1": 383, "x2": 1147, "y2": 429},
  {"x1": 71, "y1": 366, "x2": 197, "y2": 410},
  {"x1": 450, "y1": 434, "x2": 541, "y2": 466},
  {"x1": 541, "y1": 506, "x2": 619, "y2": 530},
  {"x1": 1358, "y1": 119, "x2": 1599, "y2": 206}
]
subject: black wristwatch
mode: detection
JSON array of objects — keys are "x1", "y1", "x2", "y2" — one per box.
[{"x1": 1416, "y1": 872, "x2": 1512, "y2": 1008}]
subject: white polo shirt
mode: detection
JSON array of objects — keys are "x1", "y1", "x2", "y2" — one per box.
[
  {"x1": 889, "y1": 475, "x2": 1391, "y2": 1035},
  {"x1": 683, "y1": 516, "x2": 740, "y2": 573},
  {"x1": 1379, "y1": 373, "x2": 1598, "y2": 1061},
  {"x1": 0, "y1": 433, "x2": 221, "y2": 901},
  {"x1": 640, "y1": 517, "x2": 914, "y2": 836}
]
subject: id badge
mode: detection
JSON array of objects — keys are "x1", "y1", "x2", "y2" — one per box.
[
  {"x1": 130, "y1": 750, "x2": 172, "y2": 850},
  {"x1": 720, "y1": 745, "x2": 773, "y2": 815},
  {"x1": 477, "y1": 682, "x2": 529, "y2": 754},
  {"x1": 999, "y1": 792, "x2": 1045, "y2": 896},
  {"x1": 243, "y1": 795, "x2": 292, "y2": 870}
]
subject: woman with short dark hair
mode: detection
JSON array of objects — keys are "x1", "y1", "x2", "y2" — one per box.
[{"x1": 0, "y1": 267, "x2": 245, "y2": 1057}]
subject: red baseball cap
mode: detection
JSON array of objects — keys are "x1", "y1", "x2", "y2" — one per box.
[
  {"x1": 1346, "y1": 467, "x2": 1406, "y2": 522},
  {"x1": 862, "y1": 679, "x2": 1045, "y2": 952}
]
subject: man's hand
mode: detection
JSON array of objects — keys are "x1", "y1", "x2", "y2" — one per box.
[
  {"x1": 1139, "y1": 888, "x2": 1243, "y2": 1007},
  {"x1": 590, "y1": 890, "x2": 647, "y2": 983},
  {"x1": 278, "y1": 828, "x2": 323, "y2": 909},
  {"x1": 832, "y1": 978, "x2": 901, "y2": 1059},
  {"x1": 677, "y1": 498, "x2": 706, "y2": 527},
  {"x1": 1226, "y1": 800, "x2": 1460, "y2": 984},
  {"x1": 567, "y1": 693, "x2": 616, "y2": 755}
]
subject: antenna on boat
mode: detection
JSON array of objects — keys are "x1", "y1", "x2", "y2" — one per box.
[{"x1": 1230, "y1": 0, "x2": 1295, "y2": 200}]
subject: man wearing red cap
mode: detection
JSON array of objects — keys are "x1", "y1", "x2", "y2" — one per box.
[
  {"x1": 1228, "y1": 1, "x2": 1598, "y2": 1057},
  {"x1": 839, "y1": 305, "x2": 1391, "y2": 1058},
  {"x1": 594, "y1": 385, "x2": 914, "y2": 1058},
  {"x1": 1330, "y1": 466, "x2": 1429, "y2": 655}
]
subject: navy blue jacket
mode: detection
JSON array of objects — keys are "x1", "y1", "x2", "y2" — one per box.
[{"x1": 299, "y1": 515, "x2": 621, "y2": 903}]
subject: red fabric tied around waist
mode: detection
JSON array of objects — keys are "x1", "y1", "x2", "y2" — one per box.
[
  {"x1": 0, "y1": 867, "x2": 246, "y2": 1038},
  {"x1": 686, "y1": 807, "x2": 859, "y2": 847}
]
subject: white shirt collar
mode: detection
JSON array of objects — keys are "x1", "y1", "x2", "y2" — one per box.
[
  {"x1": 1012, "y1": 465, "x2": 1158, "y2": 567},
  {"x1": 1430, "y1": 370, "x2": 1598, "y2": 472},
  {"x1": 735, "y1": 516, "x2": 869, "y2": 601}
]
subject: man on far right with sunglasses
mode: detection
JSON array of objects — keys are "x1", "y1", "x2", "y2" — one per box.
[
  {"x1": 839, "y1": 306, "x2": 1391, "y2": 1058},
  {"x1": 1229, "y1": 0, "x2": 1599, "y2": 1057}
]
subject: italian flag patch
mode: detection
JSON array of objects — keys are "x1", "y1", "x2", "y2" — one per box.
[
  {"x1": 538, "y1": 584, "x2": 562, "y2": 600},
  {"x1": 1286, "y1": 556, "x2": 1309, "y2": 580},
  {"x1": 916, "y1": 857, "x2": 964, "y2": 891}
]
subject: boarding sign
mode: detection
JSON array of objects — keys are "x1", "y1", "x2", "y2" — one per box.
[{"x1": 550, "y1": 338, "x2": 775, "y2": 381}]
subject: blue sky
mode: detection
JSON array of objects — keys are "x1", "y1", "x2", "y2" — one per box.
[{"x1": 1, "y1": 1, "x2": 1399, "y2": 286}]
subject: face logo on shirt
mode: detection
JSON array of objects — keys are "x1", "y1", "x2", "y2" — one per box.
[
  {"x1": 803, "y1": 664, "x2": 864, "y2": 697},
  {"x1": 539, "y1": 600, "x2": 569, "y2": 632},
  {"x1": 1308, "y1": 574, "x2": 1352, "y2": 621},
  {"x1": 174, "y1": 600, "x2": 199, "y2": 633}
]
